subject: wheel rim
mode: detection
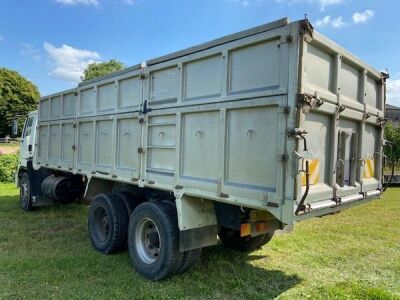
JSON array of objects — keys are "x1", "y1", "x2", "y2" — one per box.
[
  {"x1": 20, "y1": 179, "x2": 29, "y2": 208},
  {"x1": 93, "y1": 207, "x2": 110, "y2": 242},
  {"x1": 135, "y1": 218, "x2": 161, "y2": 264}
]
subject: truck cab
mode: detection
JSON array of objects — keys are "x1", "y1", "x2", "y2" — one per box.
[{"x1": 16, "y1": 110, "x2": 38, "y2": 187}]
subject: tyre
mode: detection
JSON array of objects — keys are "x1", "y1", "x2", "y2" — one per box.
[
  {"x1": 176, "y1": 248, "x2": 201, "y2": 274},
  {"x1": 115, "y1": 191, "x2": 142, "y2": 217},
  {"x1": 258, "y1": 231, "x2": 274, "y2": 246},
  {"x1": 88, "y1": 193, "x2": 129, "y2": 254},
  {"x1": 128, "y1": 201, "x2": 183, "y2": 281},
  {"x1": 20, "y1": 172, "x2": 33, "y2": 211},
  {"x1": 161, "y1": 200, "x2": 201, "y2": 274},
  {"x1": 218, "y1": 227, "x2": 274, "y2": 252}
]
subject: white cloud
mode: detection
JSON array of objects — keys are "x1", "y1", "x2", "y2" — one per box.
[
  {"x1": 54, "y1": 0, "x2": 99, "y2": 6},
  {"x1": 316, "y1": 9, "x2": 375, "y2": 29},
  {"x1": 331, "y1": 16, "x2": 345, "y2": 28},
  {"x1": 315, "y1": 0, "x2": 344, "y2": 10},
  {"x1": 316, "y1": 15, "x2": 346, "y2": 28},
  {"x1": 387, "y1": 73, "x2": 400, "y2": 107},
  {"x1": 44, "y1": 42, "x2": 101, "y2": 83},
  {"x1": 352, "y1": 10, "x2": 375, "y2": 24},
  {"x1": 316, "y1": 16, "x2": 331, "y2": 27},
  {"x1": 20, "y1": 43, "x2": 42, "y2": 62}
]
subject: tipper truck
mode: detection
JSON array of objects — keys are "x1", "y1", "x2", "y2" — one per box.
[{"x1": 16, "y1": 18, "x2": 388, "y2": 280}]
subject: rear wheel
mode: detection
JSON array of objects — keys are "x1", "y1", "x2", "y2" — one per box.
[
  {"x1": 128, "y1": 201, "x2": 183, "y2": 281},
  {"x1": 20, "y1": 172, "x2": 33, "y2": 211},
  {"x1": 218, "y1": 227, "x2": 274, "y2": 252},
  {"x1": 88, "y1": 193, "x2": 129, "y2": 254},
  {"x1": 115, "y1": 191, "x2": 143, "y2": 217},
  {"x1": 176, "y1": 248, "x2": 201, "y2": 274}
]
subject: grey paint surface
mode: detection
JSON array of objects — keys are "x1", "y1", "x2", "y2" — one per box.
[{"x1": 34, "y1": 18, "x2": 385, "y2": 224}]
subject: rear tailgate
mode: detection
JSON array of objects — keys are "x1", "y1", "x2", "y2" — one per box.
[{"x1": 294, "y1": 26, "x2": 386, "y2": 219}]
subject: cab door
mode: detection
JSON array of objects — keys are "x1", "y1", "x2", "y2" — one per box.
[{"x1": 20, "y1": 113, "x2": 37, "y2": 160}]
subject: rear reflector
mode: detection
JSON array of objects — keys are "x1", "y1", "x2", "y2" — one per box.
[{"x1": 240, "y1": 223, "x2": 251, "y2": 237}]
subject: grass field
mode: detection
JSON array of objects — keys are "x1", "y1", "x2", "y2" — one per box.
[{"x1": 0, "y1": 183, "x2": 399, "y2": 299}]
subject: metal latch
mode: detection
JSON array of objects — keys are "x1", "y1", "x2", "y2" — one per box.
[
  {"x1": 138, "y1": 147, "x2": 145, "y2": 153},
  {"x1": 363, "y1": 112, "x2": 372, "y2": 123},
  {"x1": 297, "y1": 93, "x2": 324, "y2": 113},
  {"x1": 299, "y1": 17, "x2": 314, "y2": 42},
  {"x1": 377, "y1": 117, "x2": 388, "y2": 127},
  {"x1": 336, "y1": 104, "x2": 346, "y2": 114},
  {"x1": 139, "y1": 100, "x2": 152, "y2": 115},
  {"x1": 288, "y1": 128, "x2": 308, "y2": 151},
  {"x1": 381, "y1": 71, "x2": 390, "y2": 83}
]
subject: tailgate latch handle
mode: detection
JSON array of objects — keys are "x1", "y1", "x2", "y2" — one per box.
[
  {"x1": 295, "y1": 160, "x2": 310, "y2": 215},
  {"x1": 288, "y1": 128, "x2": 308, "y2": 152}
]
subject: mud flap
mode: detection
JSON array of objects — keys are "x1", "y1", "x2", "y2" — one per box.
[{"x1": 175, "y1": 195, "x2": 218, "y2": 252}]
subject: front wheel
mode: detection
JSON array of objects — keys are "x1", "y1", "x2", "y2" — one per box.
[
  {"x1": 218, "y1": 227, "x2": 274, "y2": 252},
  {"x1": 20, "y1": 172, "x2": 33, "y2": 211},
  {"x1": 128, "y1": 201, "x2": 183, "y2": 281}
]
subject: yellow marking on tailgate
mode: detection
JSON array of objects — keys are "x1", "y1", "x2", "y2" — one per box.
[{"x1": 363, "y1": 158, "x2": 375, "y2": 178}]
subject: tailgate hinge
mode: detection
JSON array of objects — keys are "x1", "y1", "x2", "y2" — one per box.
[
  {"x1": 377, "y1": 117, "x2": 389, "y2": 128},
  {"x1": 381, "y1": 71, "x2": 390, "y2": 83},
  {"x1": 297, "y1": 93, "x2": 324, "y2": 113},
  {"x1": 363, "y1": 112, "x2": 372, "y2": 123},
  {"x1": 299, "y1": 17, "x2": 314, "y2": 42}
]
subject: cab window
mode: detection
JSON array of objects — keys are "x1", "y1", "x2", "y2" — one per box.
[{"x1": 23, "y1": 117, "x2": 34, "y2": 137}]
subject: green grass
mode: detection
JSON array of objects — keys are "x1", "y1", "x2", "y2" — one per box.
[{"x1": 0, "y1": 184, "x2": 399, "y2": 299}]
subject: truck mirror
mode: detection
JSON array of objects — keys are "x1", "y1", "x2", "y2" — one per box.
[{"x1": 12, "y1": 120, "x2": 18, "y2": 136}]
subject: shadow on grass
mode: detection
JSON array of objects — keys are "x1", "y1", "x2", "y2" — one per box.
[
  {"x1": 193, "y1": 245, "x2": 301, "y2": 298},
  {"x1": 1, "y1": 191, "x2": 301, "y2": 299}
]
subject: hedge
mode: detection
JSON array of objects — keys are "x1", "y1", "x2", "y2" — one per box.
[{"x1": 0, "y1": 153, "x2": 19, "y2": 182}]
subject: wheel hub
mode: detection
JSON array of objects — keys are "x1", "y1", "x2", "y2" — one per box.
[
  {"x1": 93, "y1": 207, "x2": 110, "y2": 242},
  {"x1": 21, "y1": 183, "x2": 28, "y2": 206},
  {"x1": 100, "y1": 216, "x2": 110, "y2": 235},
  {"x1": 135, "y1": 218, "x2": 161, "y2": 264}
]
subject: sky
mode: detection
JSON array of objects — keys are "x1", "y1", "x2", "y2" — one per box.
[{"x1": 0, "y1": 0, "x2": 399, "y2": 105}]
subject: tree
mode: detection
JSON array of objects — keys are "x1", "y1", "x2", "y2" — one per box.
[
  {"x1": 81, "y1": 60, "x2": 124, "y2": 82},
  {"x1": 0, "y1": 68, "x2": 40, "y2": 137},
  {"x1": 384, "y1": 121, "x2": 400, "y2": 165}
]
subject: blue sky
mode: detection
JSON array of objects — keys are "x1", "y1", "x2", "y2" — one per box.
[{"x1": 0, "y1": 0, "x2": 399, "y2": 105}]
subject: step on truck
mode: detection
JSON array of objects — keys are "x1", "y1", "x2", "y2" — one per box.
[{"x1": 16, "y1": 18, "x2": 388, "y2": 280}]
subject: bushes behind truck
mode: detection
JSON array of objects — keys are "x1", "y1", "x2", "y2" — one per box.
[{"x1": 0, "y1": 153, "x2": 18, "y2": 182}]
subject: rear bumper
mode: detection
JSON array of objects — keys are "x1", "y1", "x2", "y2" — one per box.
[{"x1": 294, "y1": 189, "x2": 382, "y2": 221}]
